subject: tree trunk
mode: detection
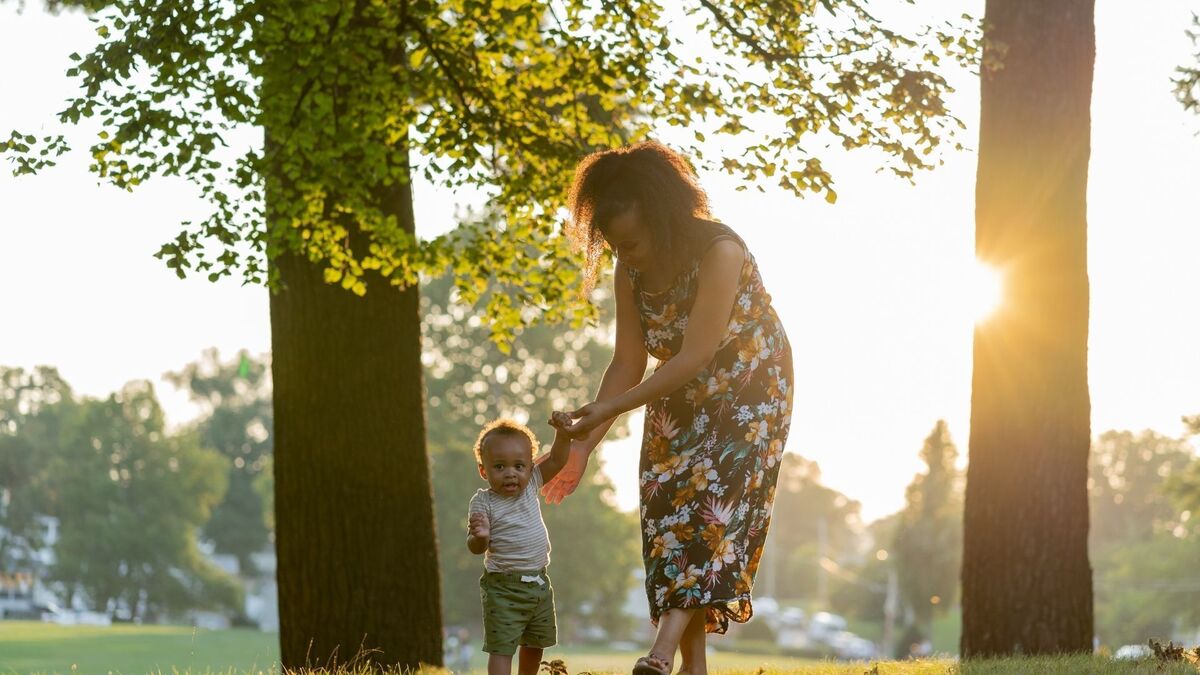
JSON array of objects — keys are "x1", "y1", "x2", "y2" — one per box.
[
  {"x1": 268, "y1": 134, "x2": 442, "y2": 667},
  {"x1": 962, "y1": 0, "x2": 1095, "y2": 657}
]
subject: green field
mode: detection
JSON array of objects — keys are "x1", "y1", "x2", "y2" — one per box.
[
  {"x1": 1, "y1": 622, "x2": 1196, "y2": 675},
  {"x1": 0, "y1": 623, "x2": 828, "y2": 675},
  {"x1": 0, "y1": 622, "x2": 278, "y2": 675}
]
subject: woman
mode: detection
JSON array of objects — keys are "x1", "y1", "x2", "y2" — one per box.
[{"x1": 546, "y1": 141, "x2": 793, "y2": 675}]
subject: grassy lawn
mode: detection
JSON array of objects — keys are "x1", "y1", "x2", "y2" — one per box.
[
  {"x1": 0, "y1": 626, "x2": 824, "y2": 675},
  {"x1": 521, "y1": 645, "x2": 824, "y2": 674},
  {"x1": 1, "y1": 621, "x2": 1197, "y2": 675},
  {"x1": 0, "y1": 621, "x2": 278, "y2": 675}
]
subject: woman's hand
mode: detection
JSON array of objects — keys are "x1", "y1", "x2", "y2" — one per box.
[
  {"x1": 540, "y1": 444, "x2": 592, "y2": 504},
  {"x1": 562, "y1": 401, "x2": 618, "y2": 439}
]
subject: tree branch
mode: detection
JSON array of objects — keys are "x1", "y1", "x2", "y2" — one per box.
[
  {"x1": 403, "y1": 15, "x2": 476, "y2": 117},
  {"x1": 694, "y1": 0, "x2": 886, "y2": 66}
]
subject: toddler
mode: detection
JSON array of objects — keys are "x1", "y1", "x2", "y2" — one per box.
[{"x1": 467, "y1": 415, "x2": 571, "y2": 675}]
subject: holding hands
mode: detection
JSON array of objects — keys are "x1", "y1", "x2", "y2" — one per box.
[
  {"x1": 542, "y1": 403, "x2": 619, "y2": 504},
  {"x1": 555, "y1": 402, "x2": 617, "y2": 439}
]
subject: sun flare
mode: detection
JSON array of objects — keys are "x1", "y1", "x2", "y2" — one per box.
[{"x1": 968, "y1": 261, "x2": 1004, "y2": 323}]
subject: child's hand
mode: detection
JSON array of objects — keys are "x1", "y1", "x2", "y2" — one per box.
[
  {"x1": 549, "y1": 410, "x2": 572, "y2": 431},
  {"x1": 558, "y1": 401, "x2": 615, "y2": 439},
  {"x1": 549, "y1": 411, "x2": 573, "y2": 443},
  {"x1": 468, "y1": 512, "x2": 490, "y2": 540}
]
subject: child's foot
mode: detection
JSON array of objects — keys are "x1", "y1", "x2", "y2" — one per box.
[{"x1": 632, "y1": 653, "x2": 672, "y2": 675}]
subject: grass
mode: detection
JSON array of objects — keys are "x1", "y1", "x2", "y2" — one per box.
[
  {"x1": 0, "y1": 622, "x2": 1197, "y2": 675},
  {"x1": 0, "y1": 621, "x2": 278, "y2": 675},
  {"x1": 522, "y1": 645, "x2": 824, "y2": 673},
  {"x1": 957, "y1": 654, "x2": 1198, "y2": 673}
]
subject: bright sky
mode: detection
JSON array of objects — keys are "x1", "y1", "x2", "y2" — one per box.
[{"x1": 2, "y1": 3, "x2": 1198, "y2": 521}]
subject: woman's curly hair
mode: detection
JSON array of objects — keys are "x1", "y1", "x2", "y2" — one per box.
[{"x1": 566, "y1": 140, "x2": 717, "y2": 293}]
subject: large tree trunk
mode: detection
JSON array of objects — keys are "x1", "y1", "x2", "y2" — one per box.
[
  {"x1": 268, "y1": 134, "x2": 442, "y2": 667},
  {"x1": 962, "y1": 0, "x2": 1095, "y2": 657}
]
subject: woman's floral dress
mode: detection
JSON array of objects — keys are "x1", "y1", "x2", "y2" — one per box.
[{"x1": 628, "y1": 225, "x2": 793, "y2": 634}]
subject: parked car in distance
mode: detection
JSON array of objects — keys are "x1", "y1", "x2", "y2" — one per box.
[{"x1": 1113, "y1": 644, "x2": 1152, "y2": 661}]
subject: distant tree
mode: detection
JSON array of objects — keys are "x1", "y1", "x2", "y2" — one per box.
[
  {"x1": 962, "y1": 0, "x2": 1096, "y2": 655},
  {"x1": 1089, "y1": 430, "x2": 1196, "y2": 552},
  {"x1": 1089, "y1": 428, "x2": 1200, "y2": 646},
  {"x1": 48, "y1": 382, "x2": 240, "y2": 620},
  {"x1": 0, "y1": 367, "x2": 73, "y2": 575},
  {"x1": 166, "y1": 350, "x2": 273, "y2": 575},
  {"x1": 1164, "y1": 415, "x2": 1200, "y2": 518},
  {"x1": 542, "y1": 475, "x2": 640, "y2": 640},
  {"x1": 892, "y1": 420, "x2": 962, "y2": 643},
  {"x1": 761, "y1": 453, "x2": 862, "y2": 602},
  {"x1": 829, "y1": 514, "x2": 898, "y2": 624},
  {"x1": 1093, "y1": 534, "x2": 1200, "y2": 646}
]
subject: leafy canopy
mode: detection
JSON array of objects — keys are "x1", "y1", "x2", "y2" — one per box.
[
  {"x1": 3, "y1": 1, "x2": 977, "y2": 341},
  {"x1": 1176, "y1": 14, "x2": 1200, "y2": 114}
]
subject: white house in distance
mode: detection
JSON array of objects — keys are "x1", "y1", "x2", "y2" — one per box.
[
  {"x1": 0, "y1": 509, "x2": 63, "y2": 619},
  {"x1": 204, "y1": 544, "x2": 279, "y2": 632}
]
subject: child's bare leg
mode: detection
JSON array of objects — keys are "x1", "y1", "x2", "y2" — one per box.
[
  {"x1": 488, "y1": 653, "x2": 513, "y2": 675},
  {"x1": 677, "y1": 610, "x2": 708, "y2": 675},
  {"x1": 517, "y1": 646, "x2": 544, "y2": 675}
]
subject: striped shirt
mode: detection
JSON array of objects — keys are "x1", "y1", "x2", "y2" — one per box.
[{"x1": 468, "y1": 467, "x2": 550, "y2": 573}]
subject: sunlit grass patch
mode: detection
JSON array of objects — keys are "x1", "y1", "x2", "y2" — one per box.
[{"x1": 3, "y1": 623, "x2": 1198, "y2": 675}]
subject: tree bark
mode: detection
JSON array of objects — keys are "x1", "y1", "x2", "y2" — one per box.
[
  {"x1": 962, "y1": 0, "x2": 1095, "y2": 657},
  {"x1": 268, "y1": 134, "x2": 442, "y2": 667}
]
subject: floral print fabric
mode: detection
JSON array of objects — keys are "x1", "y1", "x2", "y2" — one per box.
[{"x1": 629, "y1": 226, "x2": 793, "y2": 634}]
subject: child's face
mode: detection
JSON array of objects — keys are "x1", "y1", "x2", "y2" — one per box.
[{"x1": 478, "y1": 435, "x2": 534, "y2": 497}]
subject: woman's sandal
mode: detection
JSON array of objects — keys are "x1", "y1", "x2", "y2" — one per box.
[{"x1": 632, "y1": 653, "x2": 672, "y2": 675}]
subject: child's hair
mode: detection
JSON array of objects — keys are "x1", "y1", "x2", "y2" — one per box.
[
  {"x1": 565, "y1": 140, "x2": 718, "y2": 293},
  {"x1": 473, "y1": 418, "x2": 539, "y2": 464}
]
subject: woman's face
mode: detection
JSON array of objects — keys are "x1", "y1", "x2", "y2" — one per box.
[{"x1": 603, "y1": 209, "x2": 654, "y2": 271}]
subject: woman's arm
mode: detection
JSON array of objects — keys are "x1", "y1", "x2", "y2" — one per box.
[
  {"x1": 541, "y1": 263, "x2": 648, "y2": 503},
  {"x1": 564, "y1": 240, "x2": 745, "y2": 436}
]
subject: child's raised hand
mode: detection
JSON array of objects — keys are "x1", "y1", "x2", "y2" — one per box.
[
  {"x1": 559, "y1": 401, "x2": 615, "y2": 439},
  {"x1": 548, "y1": 410, "x2": 573, "y2": 443},
  {"x1": 468, "y1": 511, "x2": 490, "y2": 540},
  {"x1": 549, "y1": 410, "x2": 572, "y2": 431}
]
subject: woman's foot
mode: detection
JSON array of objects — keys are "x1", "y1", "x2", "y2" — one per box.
[{"x1": 632, "y1": 652, "x2": 672, "y2": 675}]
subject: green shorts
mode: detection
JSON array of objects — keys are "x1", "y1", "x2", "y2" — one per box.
[{"x1": 480, "y1": 569, "x2": 557, "y2": 655}]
